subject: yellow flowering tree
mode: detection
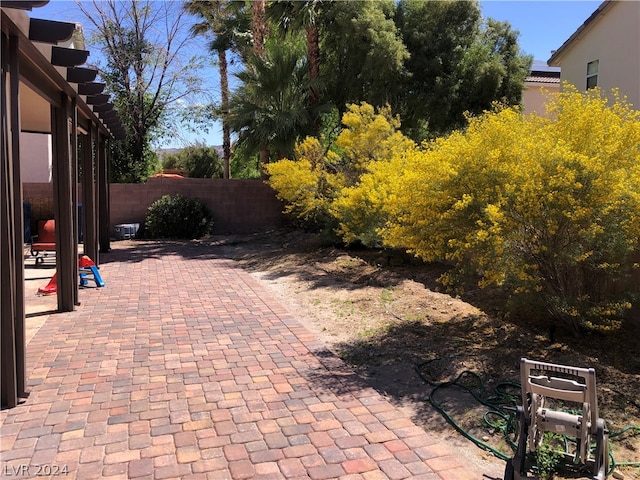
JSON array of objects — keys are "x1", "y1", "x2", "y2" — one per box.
[
  {"x1": 330, "y1": 104, "x2": 415, "y2": 245},
  {"x1": 267, "y1": 102, "x2": 413, "y2": 241},
  {"x1": 381, "y1": 87, "x2": 640, "y2": 332},
  {"x1": 267, "y1": 88, "x2": 640, "y2": 332},
  {"x1": 266, "y1": 136, "x2": 344, "y2": 230}
]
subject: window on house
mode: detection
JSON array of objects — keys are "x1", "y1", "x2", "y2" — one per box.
[{"x1": 586, "y1": 60, "x2": 599, "y2": 89}]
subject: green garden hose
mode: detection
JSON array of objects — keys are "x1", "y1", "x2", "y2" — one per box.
[
  {"x1": 607, "y1": 426, "x2": 640, "y2": 471},
  {"x1": 414, "y1": 358, "x2": 640, "y2": 476}
]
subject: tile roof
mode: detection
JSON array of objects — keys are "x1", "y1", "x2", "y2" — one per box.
[{"x1": 526, "y1": 76, "x2": 561, "y2": 84}]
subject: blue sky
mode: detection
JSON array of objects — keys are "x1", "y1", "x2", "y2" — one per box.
[
  {"x1": 32, "y1": 0, "x2": 602, "y2": 147},
  {"x1": 480, "y1": 0, "x2": 601, "y2": 61}
]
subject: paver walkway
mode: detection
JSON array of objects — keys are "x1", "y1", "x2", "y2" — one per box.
[{"x1": 1, "y1": 241, "x2": 479, "y2": 480}]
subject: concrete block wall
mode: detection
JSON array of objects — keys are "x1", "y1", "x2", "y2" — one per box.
[
  {"x1": 24, "y1": 178, "x2": 285, "y2": 235},
  {"x1": 23, "y1": 183, "x2": 55, "y2": 238},
  {"x1": 109, "y1": 177, "x2": 285, "y2": 234}
]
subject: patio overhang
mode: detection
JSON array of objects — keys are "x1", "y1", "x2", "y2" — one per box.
[
  {"x1": 1, "y1": 3, "x2": 119, "y2": 408},
  {"x1": 2, "y1": 1, "x2": 49, "y2": 10},
  {"x1": 29, "y1": 17, "x2": 74, "y2": 43}
]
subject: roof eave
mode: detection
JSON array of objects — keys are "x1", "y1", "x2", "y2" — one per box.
[{"x1": 548, "y1": 0, "x2": 614, "y2": 66}]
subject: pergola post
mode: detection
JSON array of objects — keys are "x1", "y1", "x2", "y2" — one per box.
[
  {"x1": 1, "y1": 31, "x2": 20, "y2": 408},
  {"x1": 51, "y1": 94, "x2": 77, "y2": 312},
  {"x1": 9, "y1": 33, "x2": 26, "y2": 399},
  {"x1": 2, "y1": 4, "x2": 119, "y2": 409},
  {"x1": 81, "y1": 124, "x2": 98, "y2": 264},
  {"x1": 98, "y1": 133, "x2": 110, "y2": 255},
  {"x1": 71, "y1": 99, "x2": 79, "y2": 306}
]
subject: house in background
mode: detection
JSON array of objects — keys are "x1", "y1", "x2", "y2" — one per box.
[
  {"x1": 522, "y1": 60, "x2": 561, "y2": 115},
  {"x1": 548, "y1": 0, "x2": 640, "y2": 109}
]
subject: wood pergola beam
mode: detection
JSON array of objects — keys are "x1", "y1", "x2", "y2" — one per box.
[
  {"x1": 2, "y1": 1, "x2": 49, "y2": 10},
  {"x1": 51, "y1": 46, "x2": 89, "y2": 67},
  {"x1": 67, "y1": 66, "x2": 97, "y2": 84},
  {"x1": 78, "y1": 82, "x2": 105, "y2": 96},
  {"x1": 86, "y1": 93, "x2": 109, "y2": 105},
  {"x1": 29, "y1": 17, "x2": 74, "y2": 44}
]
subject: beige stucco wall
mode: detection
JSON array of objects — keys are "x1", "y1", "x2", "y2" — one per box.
[
  {"x1": 522, "y1": 82, "x2": 561, "y2": 116},
  {"x1": 551, "y1": 1, "x2": 640, "y2": 108},
  {"x1": 20, "y1": 132, "x2": 52, "y2": 183}
]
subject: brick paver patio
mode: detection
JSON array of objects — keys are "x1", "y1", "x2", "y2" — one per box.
[{"x1": 1, "y1": 241, "x2": 480, "y2": 479}]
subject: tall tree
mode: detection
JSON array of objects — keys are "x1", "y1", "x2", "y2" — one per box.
[
  {"x1": 476, "y1": 19, "x2": 532, "y2": 106},
  {"x1": 268, "y1": 1, "x2": 323, "y2": 107},
  {"x1": 395, "y1": 0, "x2": 480, "y2": 137},
  {"x1": 228, "y1": 37, "x2": 321, "y2": 177},
  {"x1": 444, "y1": 18, "x2": 532, "y2": 125},
  {"x1": 319, "y1": 1, "x2": 409, "y2": 113},
  {"x1": 395, "y1": 0, "x2": 531, "y2": 138},
  {"x1": 185, "y1": 0, "x2": 238, "y2": 179},
  {"x1": 77, "y1": 0, "x2": 202, "y2": 182}
]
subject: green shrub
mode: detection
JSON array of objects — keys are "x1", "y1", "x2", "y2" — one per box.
[
  {"x1": 145, "y1": 194, "x2": 213, "y2": 239},
  {"x1": 161, "y1": 144, "x2": 223, "y2": 178}
]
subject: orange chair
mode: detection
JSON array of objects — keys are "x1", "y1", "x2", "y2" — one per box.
[{"x1": 31, "y1": 219, "x2": 56, "y2": 265}]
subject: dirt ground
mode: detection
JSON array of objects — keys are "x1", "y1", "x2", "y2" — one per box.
[{"x1": 211, "y1": 229, "x2": 639, "y2": 480}]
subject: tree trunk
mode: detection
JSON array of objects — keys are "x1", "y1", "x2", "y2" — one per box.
[
  {"x1": 307, "y1": 23, "x2": 320, "y2": 106},
  {"x1": 252, "y1": 0, "x2": 268, "y2": 176},
  {"x1": 307, "y1": 22, "x2": 321, "y2": 136},
  {"x1": 251, "y1": 0, "x2": 267, "y2": 58},
  {"x1": 259, "y1": 147, "x2": 270, "y2": 180},
  {"x1": 218, "y1": 47, "x2": 231, "y2": 179}
]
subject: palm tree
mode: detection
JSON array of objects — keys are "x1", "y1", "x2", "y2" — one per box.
[
  {"x1": 268, "y1": 1, "x2": 323, "y2": 107},
  {"x1": 185, "y1": 0, "x2": 250, "y2": 179},
  {"x1": 228, "y1": 38, "x2": 321, "y2": 178},
  {"x1": 251, "y1": 0, "x2": 268, "y2": 58}
]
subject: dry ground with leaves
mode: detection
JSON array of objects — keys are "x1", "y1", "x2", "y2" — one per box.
[{"x1": 211, "y1": 229, "x2": 639, "y2": 480}]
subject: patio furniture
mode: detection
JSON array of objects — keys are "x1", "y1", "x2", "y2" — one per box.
[{"x1": 30, "y1": 219, "x2": 56, "y2": 266}]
